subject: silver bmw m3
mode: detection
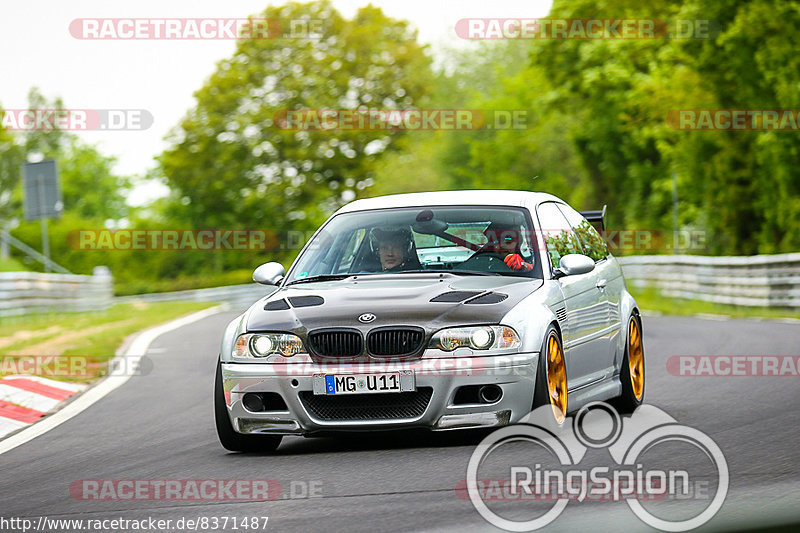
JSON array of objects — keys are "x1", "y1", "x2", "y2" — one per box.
[{"x1": 215, "y1": 190, "x2": 645, "y2": 452}]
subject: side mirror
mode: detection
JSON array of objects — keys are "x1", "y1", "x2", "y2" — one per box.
[
  {"x1": 253, "y1": 262, "x2": 285, "y2": 286},
  {"x1": 553, "y1": 254, "x2": 595, "y2": 279}
]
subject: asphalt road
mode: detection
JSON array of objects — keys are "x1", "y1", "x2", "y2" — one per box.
[{"x1": 1, "y1": 311, "x2": 799, "y2": 533}]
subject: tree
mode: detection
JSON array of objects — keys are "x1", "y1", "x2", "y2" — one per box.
[
  {"x1": 58, "y1": 137, "x2": 131, "y2": 221},
  {"x1": 159, "y1": 0, "x2": 433, "y2": 237},
  {"x1": 3, "y1": 88, "x2": 131, "y2": 223},
  {"x1": 0, "y1": 106, "x2": 24, "y2": 222},
  {"x1": 533, "y1": 0, "x2": 800, "y2": 254},
  {"x1": 436, "y1": 40, "x2": 590, "y2": 204}
]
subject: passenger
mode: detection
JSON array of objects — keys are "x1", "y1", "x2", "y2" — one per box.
[{"x1": 482, "y1": 223, "x2": 533, "y2": 272}]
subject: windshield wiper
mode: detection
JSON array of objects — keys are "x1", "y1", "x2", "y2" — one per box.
[{"x1": 286, "y1": 274, "x2": 353, "y2": 286}]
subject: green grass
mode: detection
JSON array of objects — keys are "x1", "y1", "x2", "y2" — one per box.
[
  {"x1": 630, "y1": 286, "x2": 800, "y2": 320},
  {"x1": 114, "y1": 268, "x2": 254, "y2": 296},
  {"x1": 0, "y1": 256, "x2": 28, "y2": 272},
  {"x1": 0, "y1": 301, "x2": 217, "y2": 382}
]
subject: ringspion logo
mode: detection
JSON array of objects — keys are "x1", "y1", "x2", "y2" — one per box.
[{"x1": 466, "y1": 402, "x2": 728, "y2": 531}]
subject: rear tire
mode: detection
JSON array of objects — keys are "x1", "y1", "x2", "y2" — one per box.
[
  {"x1": 613, "y1": 314, "x2": 645, "y2": 414},
  {"x1": 215, "y1": 360, "x2": 282, "y2": 453},
  {"x1": 533, "y1": 324, "x2": 568, "y2": 424}
]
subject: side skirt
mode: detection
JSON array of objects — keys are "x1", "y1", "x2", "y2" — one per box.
[{"x1": 566, "y1": 376, "x2": 622, "y2": 414}]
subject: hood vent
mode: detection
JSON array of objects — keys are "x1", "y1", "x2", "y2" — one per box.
[
  {"x1": 288, "y1": 295, "x2": 324, "y2": 308},
  {"x1": 430, "y1": 291, "x2": 482, "y2": 303},
  {"x1": 264, "y1": 299, "x2": 290, "y2": 311},
  {"x1": 465, "y1": 292, "x2": 508, "y2": 305}
]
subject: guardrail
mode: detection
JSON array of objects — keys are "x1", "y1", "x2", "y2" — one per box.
[
  {"x1": 0, "y1": 268, "x2": 113, "y2": 318},
  {"x1": 0, "y1": 230, "x2": 71, "y2": 274},
  {"x1": 618, "y1": 254, "x2": 800, "y2": 308},
  {"x1": 4, "y1": 253, "x2": 799, "y2": 318},
  {"x1": 115, "y1": 283, "x2": 271, "y2": 310}
]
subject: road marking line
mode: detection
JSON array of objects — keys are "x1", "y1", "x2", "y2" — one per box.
[
  {"x1": 0, "y1": 305, "x2": 224, "y2": 456},
  {"x1": 693, "y1": 313, "x2": 731, "y2": 321}
]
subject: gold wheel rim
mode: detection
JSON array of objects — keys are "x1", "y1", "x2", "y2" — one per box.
[
  {"x1": 628, "y1": 318, "x2": 644, "y2": 400},
  {"x1": 546, "y1": 332, "x2": 567, "y2": 424}
]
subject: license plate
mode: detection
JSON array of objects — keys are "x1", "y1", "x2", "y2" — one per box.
[{"x1": 312, "y1": 372, "x2": 415, "y2": 395}]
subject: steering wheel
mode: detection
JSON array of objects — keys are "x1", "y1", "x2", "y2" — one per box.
[{"x1": 458, "y1": 252, "x2": 513, "y2": 273}]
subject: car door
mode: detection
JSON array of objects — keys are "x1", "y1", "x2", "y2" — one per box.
[
  {"x1": 556, "y1": 203, "x2": 619, "y2": 380},
  {"x1": 536, "y1": 202, "x2": 609, "y2": 390}
]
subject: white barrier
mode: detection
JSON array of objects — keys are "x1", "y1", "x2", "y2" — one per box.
[
  {"x1": 7, "y1": 253, "x2": 799, "y2": 318},
  {"x1": 115, "y1": 283, "x2": 270, "y2": 310},
  {"x1": 0, "y1": 268, "x2": 113, "y2": 318},
  {"x1": 618, "y1": 254, "x2": 800, "y2": 308}
]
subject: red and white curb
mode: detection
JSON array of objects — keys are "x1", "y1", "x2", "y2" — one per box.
[
  {"x1": 0, "y1": 376, "x2": 87, "y2": 437},
  {"x1": 0, "y1": 305, "x2": 224, "y2": 455}
]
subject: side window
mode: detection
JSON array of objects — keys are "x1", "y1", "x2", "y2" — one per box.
[
  {"x1": 536, "y1": 202, "x2": 583, "y2": 270},
  {"x1": 557, "y1": 204, "x2": 609, "y2": 262},
  {"x1": 334, "y1": 229, "x2": 366, "y2": 273}
]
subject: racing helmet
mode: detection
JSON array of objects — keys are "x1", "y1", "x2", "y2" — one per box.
[
  {"x1": 369, "y1": 226, "x2": 414, "y2": 255},
  {"x1": 483, "y1": 223, "x2": 528, "y2": 254}
]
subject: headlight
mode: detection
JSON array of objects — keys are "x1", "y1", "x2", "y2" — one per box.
[
  {"x1": 234, "y1": 333, "x2": 305, "y2": 358},
  {"x1": 429, "y1": 326, "x2": 520, "y2": 352}
]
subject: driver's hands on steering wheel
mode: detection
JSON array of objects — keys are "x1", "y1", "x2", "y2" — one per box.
[{"x1": 503, "y1": 253, "x2": 533, "y2": 271}]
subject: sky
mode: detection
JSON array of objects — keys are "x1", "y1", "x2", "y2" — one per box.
[{"x1": 1, "y1": 0, "x2": 552, "y2": 205}]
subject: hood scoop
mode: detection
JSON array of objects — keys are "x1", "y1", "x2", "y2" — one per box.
[
  {"x1": 264, "y1": 295, "x2": 324, "y2": 311},
  {"x1": 264, "y1": 299, "x2": 290, "y2": 311},
  {"x1": 288, "y1": 295, "x2": 324, "y2": 308},
  {"x1": 465, "y1": 292, "x2": 508, "y2": 305},
  {"x1": 430, "y1": 291, "x2": 482, "y2": 303}
]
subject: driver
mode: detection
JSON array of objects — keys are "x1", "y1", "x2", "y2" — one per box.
[
  {"x1": 370, "y1": 226, "x2": 417, "y2": 272},
  {"x1": 482, "y1": 223, "x2": 533, "y2": 272}
]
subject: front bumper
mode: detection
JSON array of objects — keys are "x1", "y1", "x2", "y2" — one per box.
[{"x1": 220, "y1": 353, "x2": 538, "y2": 435}]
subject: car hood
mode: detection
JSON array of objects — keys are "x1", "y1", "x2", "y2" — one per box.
[{"x1": 246, "y1": 273, "x2": 543, "y2": 335}]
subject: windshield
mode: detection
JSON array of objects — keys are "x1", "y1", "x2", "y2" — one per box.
[{"x1": 286, "y1": 206, "x2": 540, "y2": 283}]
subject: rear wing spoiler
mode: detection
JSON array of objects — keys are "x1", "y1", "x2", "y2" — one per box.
[{"x1": 579, "y1": 205, "x2": 606, "y2": 231}]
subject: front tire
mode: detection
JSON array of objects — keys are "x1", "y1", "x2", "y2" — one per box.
[
  {"x1": 214, "y1": 360, "x2": 282, "y2": 453},
  {"x1": 614, "y1": 314, "x2": 645, "y2": 413},
  {"x1": 533, "y1": 324, "x2": 568, "y2": 424}
]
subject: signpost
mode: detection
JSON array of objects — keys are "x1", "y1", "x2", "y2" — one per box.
[{"x1": 22, "y1": 159, "x2": 62, "y2": 272}]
